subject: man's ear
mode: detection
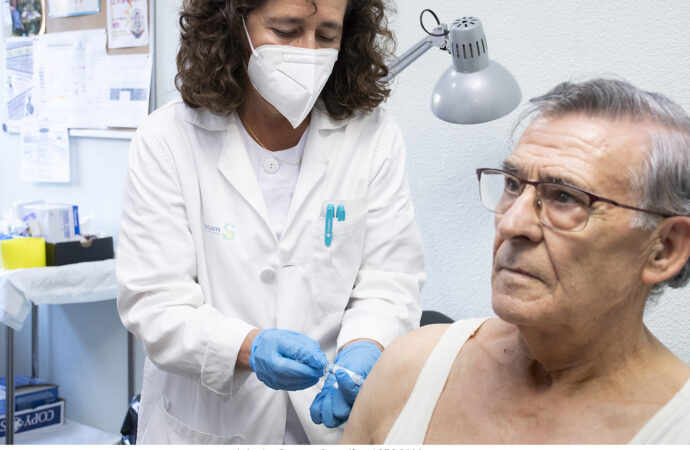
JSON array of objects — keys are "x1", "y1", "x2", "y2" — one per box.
[{"x1": 642, "y1": 217, "x2": 690, "y2": 285}]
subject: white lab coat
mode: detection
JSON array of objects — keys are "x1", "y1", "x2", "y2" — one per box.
[{"x1": 116, "y1": 100, "x2": 425, "y2": 444}]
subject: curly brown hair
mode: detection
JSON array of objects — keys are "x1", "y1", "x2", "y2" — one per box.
[{"x1": 175, "y1": 0, "x2": 396, "y2": 120}]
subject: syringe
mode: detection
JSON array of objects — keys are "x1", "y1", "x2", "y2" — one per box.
[{"x1": 324, "y1": 361, "x2": 365, "y2": 386}]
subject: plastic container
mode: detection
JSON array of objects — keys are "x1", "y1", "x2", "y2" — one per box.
[{"x1": 0, "y1": 237, "x2": 46, "y2": 269}]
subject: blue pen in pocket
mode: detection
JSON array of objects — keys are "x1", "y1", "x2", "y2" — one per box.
[
  {"x1": 325, "y1": 204, "x2": 335, "y2": 247},
  {"x1": 336, "y1": 204, "x2": 345, "y2": 222}
]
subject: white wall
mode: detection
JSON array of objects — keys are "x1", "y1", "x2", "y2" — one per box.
[
  {"x1": 384, "y1": 0, "x2": 690, "y2": 363},
  {"x1": 0, "y1": 0, "x2": 689, "y2": 435}
]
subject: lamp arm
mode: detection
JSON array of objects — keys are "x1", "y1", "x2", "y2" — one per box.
[{"x1": 383, "y1": 25, "x2": 448, "y2": 83}]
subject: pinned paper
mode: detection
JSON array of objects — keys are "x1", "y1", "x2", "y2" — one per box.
[
  {"x1": 34, "y1": 29, "x2": 108, "y2": 129},
  {"x1": 20, "y1": 117, "x2": 70, "y2": 183},
  {"x1": 107, "y1": 0, "x2": 149, "y2": 49},
  {"x1": 4, "y1": 37, "x2": 36, "y2": 133},
  {"x1": 99, "y1": 53, "x2": 151, "y2": 128},
  {"x1": 48, "y1": 0, "x2": 100, "y2": 18}
]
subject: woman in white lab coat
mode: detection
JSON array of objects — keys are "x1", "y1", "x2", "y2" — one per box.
[{"x1": 116, "y1": 0, "x2": 425, "y2": 444}]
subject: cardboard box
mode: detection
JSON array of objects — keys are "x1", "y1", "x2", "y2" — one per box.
[
  {"x1": 45, "y1": 237, "x2": 114, "y2": 266},
  {"x1": 0, "y1": 399, "x2": 65, "y2": 437}
]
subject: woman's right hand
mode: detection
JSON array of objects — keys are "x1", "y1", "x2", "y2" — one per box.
[{"x1": 249, "y1": 329, "x2": 328, "y2": 391}]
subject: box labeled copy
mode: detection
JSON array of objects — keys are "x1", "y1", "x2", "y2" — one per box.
[{"x1": 0, "y1": 399, "x2": 65, "y2": 437}]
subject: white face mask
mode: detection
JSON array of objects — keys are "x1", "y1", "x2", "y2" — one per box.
[{"x1": 243, "y1": 19, "x2": 339, "y2": 128}]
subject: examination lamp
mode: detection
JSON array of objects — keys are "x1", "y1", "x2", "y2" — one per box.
[{"x1": 386, "y1": 10, "x2": 522, "y2": 124}]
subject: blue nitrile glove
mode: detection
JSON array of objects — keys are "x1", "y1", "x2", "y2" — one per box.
[
  {"x1": 250, "y1": 328, "x2": 328, "y2": 391},
  {"x1": 309, "y1": 340, "x2": 382, "y2": 428}
]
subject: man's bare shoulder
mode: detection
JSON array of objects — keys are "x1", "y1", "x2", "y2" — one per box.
[
  {"x1": 342, "y1": 324, "x2": 451, "y2": 444},
  {"x1": 376, "y1": 324, "x2": 452, "y2": 394},
  {"x1": 382, "y1": 323, "x2": 451, "y2": 373}
]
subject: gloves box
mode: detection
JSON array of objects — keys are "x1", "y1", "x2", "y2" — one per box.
[
  {"x1": 45, "y1": 237, "x2": 114, "y2": 266},
  {"x1": 23, "y1": 204, "x2": 80, "y2": 244}
]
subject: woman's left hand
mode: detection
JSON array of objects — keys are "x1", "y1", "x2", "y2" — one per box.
[
  {"x1": 250, "y1": 328, "x2": 328, "y2": 391},
  {"x1": 309, "y1": 341, "x2": 382, "y2": 427}
]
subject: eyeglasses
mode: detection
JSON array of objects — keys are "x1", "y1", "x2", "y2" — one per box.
[{"x1": 476, "y1": 168, "x2": 671, "y2": 232}]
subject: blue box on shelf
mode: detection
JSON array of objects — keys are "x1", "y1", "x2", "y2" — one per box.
[{"x1": 0, "y1": 376, "x2": 59, "y2": 415}]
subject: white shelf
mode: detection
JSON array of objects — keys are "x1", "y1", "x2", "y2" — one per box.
[
  {"x1": 4, "y1": 128, "x2": 136, "y2": 140},
  {"x1": 12, "y1": 420, "x2": 120, "y2": 445},
  {"x1": 68, "y1": 129, "x2": 136, "y2": 140}
]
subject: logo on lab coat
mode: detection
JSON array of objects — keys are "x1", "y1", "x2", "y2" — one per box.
[
  {"x1": 223, "y1": 223, "x2": 236, "y2": 240},
  {"x1": 204, "y1": 223, "x2": 236, "y2": 240}
]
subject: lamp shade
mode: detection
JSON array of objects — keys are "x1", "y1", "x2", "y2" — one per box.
[
  {"x1": 431, "y1": 17, "x2": 521, "y2": 124},
  {"x1": 431, "y1": 60, "x2": 521, "y2": 124}
]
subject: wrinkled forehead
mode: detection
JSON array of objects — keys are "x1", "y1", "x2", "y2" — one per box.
[{"x1": 506, "y1": 114, "x2": 651, "y2": 192}]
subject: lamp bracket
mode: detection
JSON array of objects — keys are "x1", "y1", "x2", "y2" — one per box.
[{"x1": 384, "y1": 24, "x2": 449, "y2": 82}]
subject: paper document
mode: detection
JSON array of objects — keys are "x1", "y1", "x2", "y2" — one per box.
[
  {"x1": 20, "y1": 118, "x2": 70, "y2": 183},
  {"x1": 34, "y1": 29, "x2": 108, "y2": 129},
  {"x1": 99, "y1": 53, "x2": 151, "y2": 128},
  {"x1": 3, "y1": 0, "x2": 12, "y2": 38},
  {"x1": 107, "y1": 0, "x2": 148, "y2": 49},
  {"x1": 4, "y1": 38, "x2": 37, "y2": 133},
  {"x1": 48, "y1": 0, "x2": 100, "y2": 18}
]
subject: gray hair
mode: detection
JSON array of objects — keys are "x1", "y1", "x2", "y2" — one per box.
[{"x1": 515, "y1": 78, "x2": 690, "y2": 292}]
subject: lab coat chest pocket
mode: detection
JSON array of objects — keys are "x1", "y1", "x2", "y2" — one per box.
[{"x1": 309, "y1": 198, "x2": 367, "y2": 314}]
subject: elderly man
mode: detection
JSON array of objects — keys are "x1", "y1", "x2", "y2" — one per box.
[{"x1": 341, "y1": 79, "x2": 690, "y2": 444}]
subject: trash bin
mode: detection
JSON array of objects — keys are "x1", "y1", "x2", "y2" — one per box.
[{"x1": 120, "y1": 394, "x2": 140, "y2": 445}]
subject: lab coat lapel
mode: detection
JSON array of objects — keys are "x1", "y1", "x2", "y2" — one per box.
[
  {"x1": 217, "y1": 117, "x2": 272, "y2": 230},
  {"x1": 285, "y1": 121, "x2": 329, "y2": 228}
]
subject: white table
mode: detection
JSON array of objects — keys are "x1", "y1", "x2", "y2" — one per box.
[
  {"x1": 0, "y1": 260, "x2": 130, "y2": 445},
  {"x1": 13, "y1": 420, "x2": 121, "y2": 445}
]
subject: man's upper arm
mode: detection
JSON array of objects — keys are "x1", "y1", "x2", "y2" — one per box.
[{"x1": 341, "y1": 324, "x2": 450, "y2": 444}]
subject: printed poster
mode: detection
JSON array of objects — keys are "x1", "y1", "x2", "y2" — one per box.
[
  {"x1": 4, "y1": 37, "x2": 36, "y2": 133},
  {"x1": 106, "y1": 0, "x2": 148, "y2": 49}
]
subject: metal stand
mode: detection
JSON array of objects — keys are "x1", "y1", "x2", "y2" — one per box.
[
  {"x1": 3, "y1": 305, "x2": 34, "y2": 446},
  {"x1": 32, "y1": 305, "x2": 38, "y2": 379},
  {"x1": 5, "y1": 326, "x2": 15, "y2": 444},
  {"x1": 127, "y1": 332, "x2": 135, "y2": 402},
  {"x1": 4, "y1": 304, "x2": 134, "y2": 445}
]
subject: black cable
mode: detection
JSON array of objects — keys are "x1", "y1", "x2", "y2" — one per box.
[{"x1": 419, "y1": 9, "x2": 447, "y2": 37}]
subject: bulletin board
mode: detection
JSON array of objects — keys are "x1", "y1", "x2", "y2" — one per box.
[
  {"x1": 45, "y1": 0, "x2": 150, "y2": 56},
  {"x1": 3, "y1": 0, "x2": 155, "y2": 138}
]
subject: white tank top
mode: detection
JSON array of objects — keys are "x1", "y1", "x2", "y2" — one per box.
[
  {"x1": 384, "y1": 318, "x2": 690, "y2": 444},
  {"x1": 237, "y1": 115, "x2": 307, "y2": 241},
  {"x1": 384, "y1": 317, "x2": 490, "y2": 444}
]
